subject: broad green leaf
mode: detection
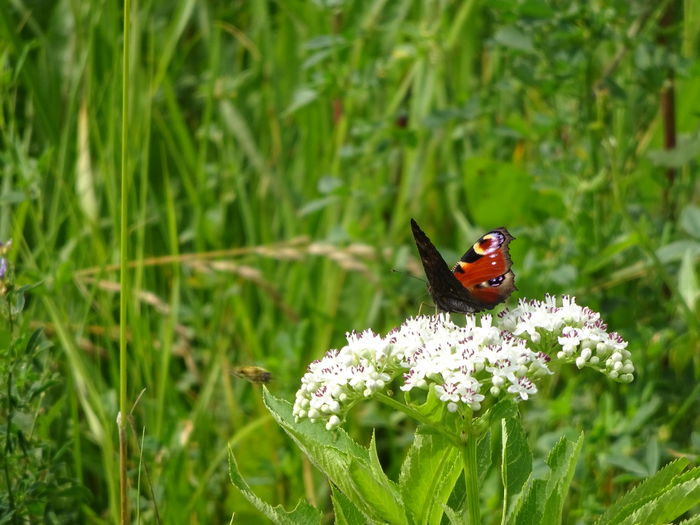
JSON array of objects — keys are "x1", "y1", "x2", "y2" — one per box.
[
  {"x1": 595, "y1": 458, "x2": 689, "y2": 524},
  {"x1": 24, "y1": 328, "x2": 44, "y2": 355},
  {"x1": 680, "y1": 205, "x2": 700, "y2": 238},
  {"x1": 657, "y1": 240, "x2": 700, "y2": 263},
  {"x1": 263, "y1": 388, "x2": 408, "y2": 524},
  {"x1": 618, "y1": 474, "x2": 700, "y2": 525},
  {"x1": 648, "y1": 135, "x2": 700, "y2": 168},
  {"x1": 331, "y1": 486, "x2": 368, "y2": 525},
  {"x1": 541, "y1": 432, "x2": 584, "y2": 525},
  {"x1": 398, "y1": 427, "x2": 461, "y2": 525},
  {"x1": 678, "y1": 248, "x2": 699, "y2": 310},
  {"x1": 476, "y1": 399, "x2": 519, "y2": 484},
  {"x1": 582, "y1": 233, "x2": 640, "y2": 274},
  {"x1": 228, "y1": 449, "x2": 322, "y2": 525},
  {"x1": 477, "y1": 431, "x2": 493, "y2": 485},
  {"x1": 482, "y1": 398, "x2": 520, "y2": 425},
  {"x1": 463, "y1": 158, "x2": 558, "y2": 225},
  {"x1": 446, "y1": 468, "x2": 467, "y2": 519},
  {"x1": 502, "y1": 417, "x2": 532, "y2": 519},
  {"x1": 348, "y1": 459, "x2": 406, "y2": 524},
  {"x1": 351, "y1": 432, "x2": 407, "y2": 523},
  {"x1": 411, "y1": 385, "x2": 448, "y2": 425},
  {"x1": 284, "y1": 87, "x2": 319, "y2": 116},
  {"x1": 675, "y1": 465, "x2": 700, "y2": 484},
  {"x1": 493, "y1": 26, "x2": 536, "y2": 54},
  {"x1": 606, "y1": 454, "x2": 649, "y2": 477},
  {"x1": 512, "y1": 478, "x2": 546, "y2": 525}
]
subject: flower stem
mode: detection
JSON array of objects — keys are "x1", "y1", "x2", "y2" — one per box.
[
  {"x1": 374, "y1": 392, "x2": 460, "y2": 444},
  {"x1": 462, "y1": 433, "x2": 480, "y2": 525}
]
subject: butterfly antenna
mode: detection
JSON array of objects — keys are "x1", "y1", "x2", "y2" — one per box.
[{"x1": 392, "y1": 268, "x2": 426, "y2": 283}]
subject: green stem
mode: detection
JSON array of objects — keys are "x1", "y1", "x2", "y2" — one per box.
[
  {"x1": 462, "y1": 433, "x2": 480, "y2": 525},
  {"x1": 373, "y1": 392, "x2": 460, "y2": 444},
  {"x1": 119, "y1": 0, "x2": 131, "y2": 523}
]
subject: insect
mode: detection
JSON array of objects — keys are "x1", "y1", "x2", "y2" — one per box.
[
  {"x1": 232, "y1": 366, "x2": 273, "y2": 384},
  {"x1": 410, "y1": 218, "x2": 516, "y2": 313}
]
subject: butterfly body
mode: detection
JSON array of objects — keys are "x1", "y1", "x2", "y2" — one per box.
[{"x1": 410, "y1": 219, "x2": 516, "y2": 313}]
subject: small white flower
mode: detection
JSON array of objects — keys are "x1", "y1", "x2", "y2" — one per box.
[{"x1": 507, "y1": 377, "x2": 537, "y2": 400}]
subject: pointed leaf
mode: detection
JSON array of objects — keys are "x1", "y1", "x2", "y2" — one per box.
[
  {"x1": 263, "y1": 388, "x2": 408, "y2": 524},
  {"x1": 493, "y1": 26, "x2": 536, "y2": 53},
  {"x1": 347, "y1": 459, "x2": 406, "y2": 523},
  {"x1": 476, "y1": 399, "x2": 519, "y2": 483},
  {"x1": 502, "y1": 417, "x2": 532, "y2": 519},
  {"x1": 511, "y1": 478, "x2": 546, "y2": 525},
  {"x1": 678, "y1": 248, "x2": 699, "y2": 310},
  {"x1": 399, "y1": 426, "x2": 462, "y2": 524},
  {"x1": 618, "y1": 474, "x2": 700, "y2": 525},
  {"x1": 677, "y1": 515, "x2": 700, "y2": 525},
  {"x1": 541, "y1": 432, "x2": 584, "y2": 525},
  {"x1": 443, "y1": 504, "x2": 462, "y2": 525},
  {"x1": 680, "y1": 205, "x2": 700, "y2": 238},
  {"x1": 229, "y1": 449, "x2": 322, "y2": 524},
  {"x1": 595, "y1": 458, "x2": 689, "y2": 524},
  {"x1": 331, "y1": 486, "x2": 368, "y2": 525}
]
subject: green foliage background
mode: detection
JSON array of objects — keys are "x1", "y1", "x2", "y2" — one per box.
[{"x1": 1, "y1": 0, "x2": 699, "y2": 523}]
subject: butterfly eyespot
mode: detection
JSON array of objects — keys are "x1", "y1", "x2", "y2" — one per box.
[{"x1": 487, "y1": 275, "x2": 505, "y2": 287}]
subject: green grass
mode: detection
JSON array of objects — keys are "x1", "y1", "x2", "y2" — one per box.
[{"x1": 1, "y1": 0, "x2": 699, "y2": 523}]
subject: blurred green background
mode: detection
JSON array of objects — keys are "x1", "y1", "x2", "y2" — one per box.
[{"x1": 1, "y1": 0, "x2": 699, "y2": 523}]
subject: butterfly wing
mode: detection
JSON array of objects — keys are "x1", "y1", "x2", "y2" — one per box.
[
  {"x1": 410, "y1": 219, "x2": 486, "y2": 313},
  {"x1": 452, "y1": 227, "x2": 516, "y2": 309}
]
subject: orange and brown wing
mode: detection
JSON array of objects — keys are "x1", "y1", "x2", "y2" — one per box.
[{"x1": 452, "y1": 228, "x2": 516, "y2": 308}]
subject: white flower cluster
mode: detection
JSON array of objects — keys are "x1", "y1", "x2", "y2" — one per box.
[
  {"x1": 293, "y1": 296, "x2": 633, "y2": 430},
  {"x1": 498, "y1": 294, "x2": 634, "y2": 382}
]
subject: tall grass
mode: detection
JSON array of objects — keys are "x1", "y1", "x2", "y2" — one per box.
[{"x1": 1, "y1": 0, "x2": 698, "y2": 522}]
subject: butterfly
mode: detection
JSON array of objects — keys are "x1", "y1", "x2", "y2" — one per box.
[{"x1": 410, "y1": 218, "x2": 516, "y2": 313}]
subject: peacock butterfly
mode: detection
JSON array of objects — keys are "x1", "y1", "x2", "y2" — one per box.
[{"x1": 410, "y1": 218, "x2": 516, "y2": 313}]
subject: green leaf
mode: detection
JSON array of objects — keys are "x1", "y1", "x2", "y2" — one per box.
[
  {"x1": 677, "y1": 515, "x2": 700, "y2": 525},
  {"x1": 477, "y1": 432, "x2": 493, "y2": 485},
  {"x1": 595, "y1": 458, "x2": 689, "y2": 524},
  {"x1": 647, "y1": 134, "x2": 700, "y2": 168},
  {"x1": 398, "y1": 426, "x2": 462, "y2": 525},
  {"x1": 228, "y1": 449, "x2": 322, "y2": 525},
  {"x1": 502, "y1": 417, "x2": 532, "y2": 520},
  {"x1": 582, "y1": 233, "x2": 640, "y2": 274},
  {"x1": 678, "y1": 248, "x2": 699, "y2": 310},
  {"x1": 540, "y1": 432, "x2": 584, "y2": 525},
  {"x1": 493, "y1": 26, "x2": 536, "y2": 54},
  {"x1": 24, "y1": 328, "x2": 44, "y2": 355},
  {"x1": 618, "y1": 473, "x2": 700, "y2": 525},
  {"x1": 680, "y1": 205, "x2": 700, "y2": 238},
  {"x1": 263, "y1": 388, "x2": 408, "y2": 524},
  {"x1": 512, "y1": 478, "x2": 546, "y2": 525},
  {"x1": 657, "y1": 240, "x2": 700, "y2": 263},
  {"x1": 284, "y1": 87, "x2": 319, "y2": 116},
  {"x1": 219, "y1": 99, "x2": 266, "y2": 174},
  {"x1": 331, "y1": 486, "x2": 368, "y2": 525},
  {"x1": 476, "y1": 399, "x2": 519, "y2": 484},
  {"x1": 347, "y1": 459, "x2": 406, "y2": 524},
  {"x1": 298, "y1": 196, "x2": 341, "y2": 216},
  {"x1": 442, "y1": 504, "x2": 461, "y2": 525}
]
